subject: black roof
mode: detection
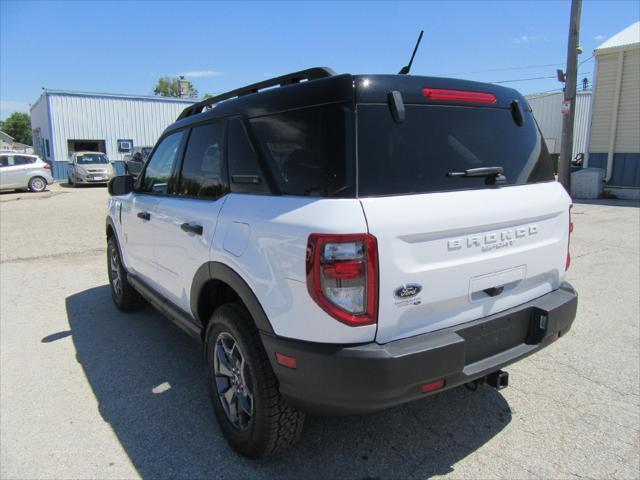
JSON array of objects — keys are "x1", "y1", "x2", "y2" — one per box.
[{"x1": 169, "y1": 67, "x2": 529, "y2": 132}]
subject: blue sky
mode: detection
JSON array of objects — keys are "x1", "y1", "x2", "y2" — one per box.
[{"x1": 1, "y1": 0, "x2": 638, "y2": 119}]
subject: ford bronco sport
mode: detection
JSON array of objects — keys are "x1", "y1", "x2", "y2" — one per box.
[{"x1": 106, "y1": 67, "x2": 578, "y2": 458}]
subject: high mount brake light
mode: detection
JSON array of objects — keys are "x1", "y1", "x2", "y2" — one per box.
[
  {"x1": 306, "y1": 233, "x2": 378, "y2": 326},
  {"x1": 423, "y1": 88, "x2": 497, "y2": 104},
  {"x1": 566, "y1": 205, "x2": 573, "y2": 270}
]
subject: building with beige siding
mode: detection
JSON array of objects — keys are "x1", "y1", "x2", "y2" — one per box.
[{"x1": 585, "y1": 21, "x2": 640, "y2": 198}]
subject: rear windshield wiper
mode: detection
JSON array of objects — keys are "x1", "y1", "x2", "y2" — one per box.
[{"x1": 447, "y1": 166, "x2": 506, "y2": 184}]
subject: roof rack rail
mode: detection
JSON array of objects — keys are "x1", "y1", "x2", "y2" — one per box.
[{"x1": 177, "y1": 67, "x2": 336, "y2": 120}]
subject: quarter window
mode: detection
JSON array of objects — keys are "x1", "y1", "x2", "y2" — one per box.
[
  {"x1": 249, "y1": 104, "x2": 354, "y2": 197},
  {"x1": 227, "y1": 118, "x2": 270, "y2": 194},
  {"x1": 178, "y1": 123, "x2": 228, "y2": 199},
  {"x1": 140, "y1": 131, "x2": 184, "y2": 194}
]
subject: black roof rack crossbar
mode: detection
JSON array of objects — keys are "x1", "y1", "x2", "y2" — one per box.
[{"x1": 177, "y1": 67, "x2": 336, "y2": 120}]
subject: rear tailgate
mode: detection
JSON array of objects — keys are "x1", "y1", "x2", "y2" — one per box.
[
  {"x1": 355, "y1": 82, "x2": 570, "y2": 344},
  {"x1": 361, "y1": 182, "x2": 570, "y2": 343}
]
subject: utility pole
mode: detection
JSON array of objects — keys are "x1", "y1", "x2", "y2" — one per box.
[{"x1": 558, "y1": 0, "x2": 583, "y2": 192}]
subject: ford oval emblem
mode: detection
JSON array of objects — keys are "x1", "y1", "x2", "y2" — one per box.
[{"x1": 394, "y1": 284, "x2": 422, "y2": 299}]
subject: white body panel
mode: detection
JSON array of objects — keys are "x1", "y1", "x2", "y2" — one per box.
[
  {"x1": 360, "y1": 181, "x2": 571, "y2": 343},
  {"x1": 152, "y1": 195, "x2": 227, "y2": 312},
  {"x1": 119, "y1": 194, "x2": 158, "y2": 284},
  {"x1": 212, "y1": 194, "x2": 376, "y2": 344}
]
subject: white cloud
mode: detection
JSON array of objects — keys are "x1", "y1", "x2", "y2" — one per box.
[
  {"x1": 594, "y1": 34, "x2": 605, "y2": 41},
  {"x1": 512, "y1": 34, "x2": 548, "y2": 45},
  {"x1": 0, "y1": 100, "x2": 30, "y2": 113},
  {"x1": 179, "y1": 70, "x2": 222, "y2": 78}
]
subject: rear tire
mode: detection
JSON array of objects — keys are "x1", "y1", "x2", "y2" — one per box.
[
  {"x1": 205, "y1": 303, "x2": 305, "y2": 458},
  {"x1": 107, "y1": 237, "x2": 145, "y2": 311},
  {"x1": 28, "y1": 176, "x2": 47, "y2": 192}
]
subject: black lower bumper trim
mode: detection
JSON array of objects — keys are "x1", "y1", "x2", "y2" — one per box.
[{"x1": 260, "y1": 283, "x2": 577, "y2": 415}]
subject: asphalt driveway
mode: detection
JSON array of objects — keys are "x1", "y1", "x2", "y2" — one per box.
[{"x1": 1, "y1": 184, "x2": 638, "y2": 479}]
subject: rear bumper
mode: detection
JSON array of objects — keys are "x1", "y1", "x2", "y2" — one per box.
[
  {"x1": 261, "y1": 282, "x2": 577, "y2": 415},
  {"x1": 76, "y1": 176, "x2": 110, "y2": 184}
]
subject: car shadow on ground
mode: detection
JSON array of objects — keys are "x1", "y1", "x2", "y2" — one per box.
[
  {"x1": 61, "y1": 285, "x2": 512, "y2": 479},
  {"x1": 58, "y1": 182, "x2": 107, "y2": 189}
]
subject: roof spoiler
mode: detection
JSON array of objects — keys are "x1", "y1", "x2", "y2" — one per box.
[{"x1": 177, "y1": 67, "x2": 336, "y2": 120}]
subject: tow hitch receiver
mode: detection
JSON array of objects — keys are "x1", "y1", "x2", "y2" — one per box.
[{"x1": 486, "y1": 370, "x2": 509, "y2": 390}]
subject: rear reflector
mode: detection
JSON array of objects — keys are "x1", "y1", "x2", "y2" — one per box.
[
  {"x1": 423, "y1": 88, "x2": 497, "y2": 104},
  {"x1": 275, "y1": 353, "x2": 297, "y2": 369},
  {"x1": 421, "y1": 379, "x2": 445, "y2": 393}
]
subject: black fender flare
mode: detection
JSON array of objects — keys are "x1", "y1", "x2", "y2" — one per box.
[{"x1": 190, "y1": 262, "x2": 275, "y2": 335}]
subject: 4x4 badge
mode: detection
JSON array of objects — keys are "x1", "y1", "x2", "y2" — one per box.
[{"x1": 394, "y1": 284, "x2": 422, "y2": 299}]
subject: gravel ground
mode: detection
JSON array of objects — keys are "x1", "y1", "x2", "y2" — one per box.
[{"x1": 1, "y1": 183, "x2": 638, "y2": 479}]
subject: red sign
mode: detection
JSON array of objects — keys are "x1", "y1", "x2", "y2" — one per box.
[{"x1": 561, "y1": 100, "x2": 571, "y2": 115}]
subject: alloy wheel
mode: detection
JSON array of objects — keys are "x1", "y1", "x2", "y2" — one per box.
[
  {"x1": 214, "y1": 332, "x2": 254, "y2": 430},
  {"x1": 109, "y1": 246, "x2": 122, "y2": 298}
]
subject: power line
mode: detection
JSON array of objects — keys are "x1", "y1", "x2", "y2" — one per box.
[
  {"x1": 492, "y1": 70, "x2": 590, "y2": 84},
  {"x1": 433, "y1": 62, "x2": 565, "y2": 77},
  {"x1": 433, "y1": 55, "x2": 594, "y2": 78}
]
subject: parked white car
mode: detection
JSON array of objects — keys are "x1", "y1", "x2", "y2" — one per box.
[
  {"x1": 0, "y1": 153, "x2": 54, "y2": 192},
  {"x1": 106, "y1": 68, "x2": 578, "y2": 458},
  {"x1": 67, "y1": 151, "x2": 115, "y2": 186}
]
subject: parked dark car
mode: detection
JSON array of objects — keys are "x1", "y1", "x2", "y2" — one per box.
[{"x1": 123, "y1": 147, "x2": 152, "y2": 177}]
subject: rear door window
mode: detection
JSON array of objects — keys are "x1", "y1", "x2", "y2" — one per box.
[
  {"x1": 177, "y1": 122, "x2": 228, "y2": 199},
  {"x1": 357, "y1": 104, "x2": 554, "y2": 196},
  {"x1": 14, "y1": 156, "x2": 36, "y2": 165},
  {"x1": 249, "y1": 104, "x2": 355, "y2": 197}
]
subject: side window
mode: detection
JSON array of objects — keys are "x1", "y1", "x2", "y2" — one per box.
[
  {"x1": 227, "y1": 118, "x2": 270, "y2": 194},
  {"x1": 14, "y1": 156, "x2": 35, "y2": 165},
  {"x1": 177, "y1": 122, "x2": 228, "y2": 199},
  {"x1": 140, "y1": 131, "x2": 184, "y2": 194},
  {"x1": 248, "y1": 104, "x2": 354, "y2": 197},
  {"x1": 0, "y1": 156, "x2": 10, "y2": 167}
]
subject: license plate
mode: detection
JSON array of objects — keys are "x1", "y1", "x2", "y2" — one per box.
[{"x1": 92, "y1": 175, "x2": 106, "y2": 180}]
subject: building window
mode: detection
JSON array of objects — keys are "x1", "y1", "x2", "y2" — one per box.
[
  {"x1": 45, "y1": 139, "x2": 50, "y2": 158},
  {"x1": 117, "y1": 139, "x2": 133, "y2": 153}
]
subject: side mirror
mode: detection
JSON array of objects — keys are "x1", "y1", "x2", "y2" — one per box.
[{"x1": 108, "y1": 175, "x2": 135, "y2": 196}]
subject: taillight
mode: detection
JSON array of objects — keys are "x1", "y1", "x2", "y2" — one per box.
[
  {"x1": 423, "y1": 88, "x2": 497, "y2": 104},
  {"x1": 43, "y1": 163, "x2": 51, "y2": 170},
  {"x1": 306, "y1": 233, "x2": 378, "y2": 326},
  {"x1": 566, "y1": 205, "x2": 573, "y2": 270}
]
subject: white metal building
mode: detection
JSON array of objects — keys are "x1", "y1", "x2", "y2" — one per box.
[
  {"x1": 585, "y1": 21, "x2": 640, "y2": 196},
  {"x1": 30, "y1": 89, "x2": 194, "y2": 179},
  {"x1": 526, "y1": 90, "x2": 592, "y2": 159}
]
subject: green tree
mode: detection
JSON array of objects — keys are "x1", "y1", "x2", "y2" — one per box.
[
  {"x1": 2, "y1": 112, "x2": 32, "y2": 145},
  {"x1": 153, "y1": 76, "x2": 198, "y2": 98},
  {"x1": 202, "y1": 93, "x2": 215, "y2": 99}
]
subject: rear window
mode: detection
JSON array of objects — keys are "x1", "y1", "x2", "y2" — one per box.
[
  {"x1": 249, "y1": 104, "x2": 355, "y2": 197},
  {"x1": 357, "y1": 104, "x2": 554, "y2": 196}
]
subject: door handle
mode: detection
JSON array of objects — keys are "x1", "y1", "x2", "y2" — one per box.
[
  {"x1": 137, "y1": 211, "x2": 151, "y2": 221},
  {"x1": 181, "y1": 222, "x2": 203, "y2": 235}
]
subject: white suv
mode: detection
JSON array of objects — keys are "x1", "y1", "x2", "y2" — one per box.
[{"x1": 106, "y1": 68, "x2": 578, "y2": 458}]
